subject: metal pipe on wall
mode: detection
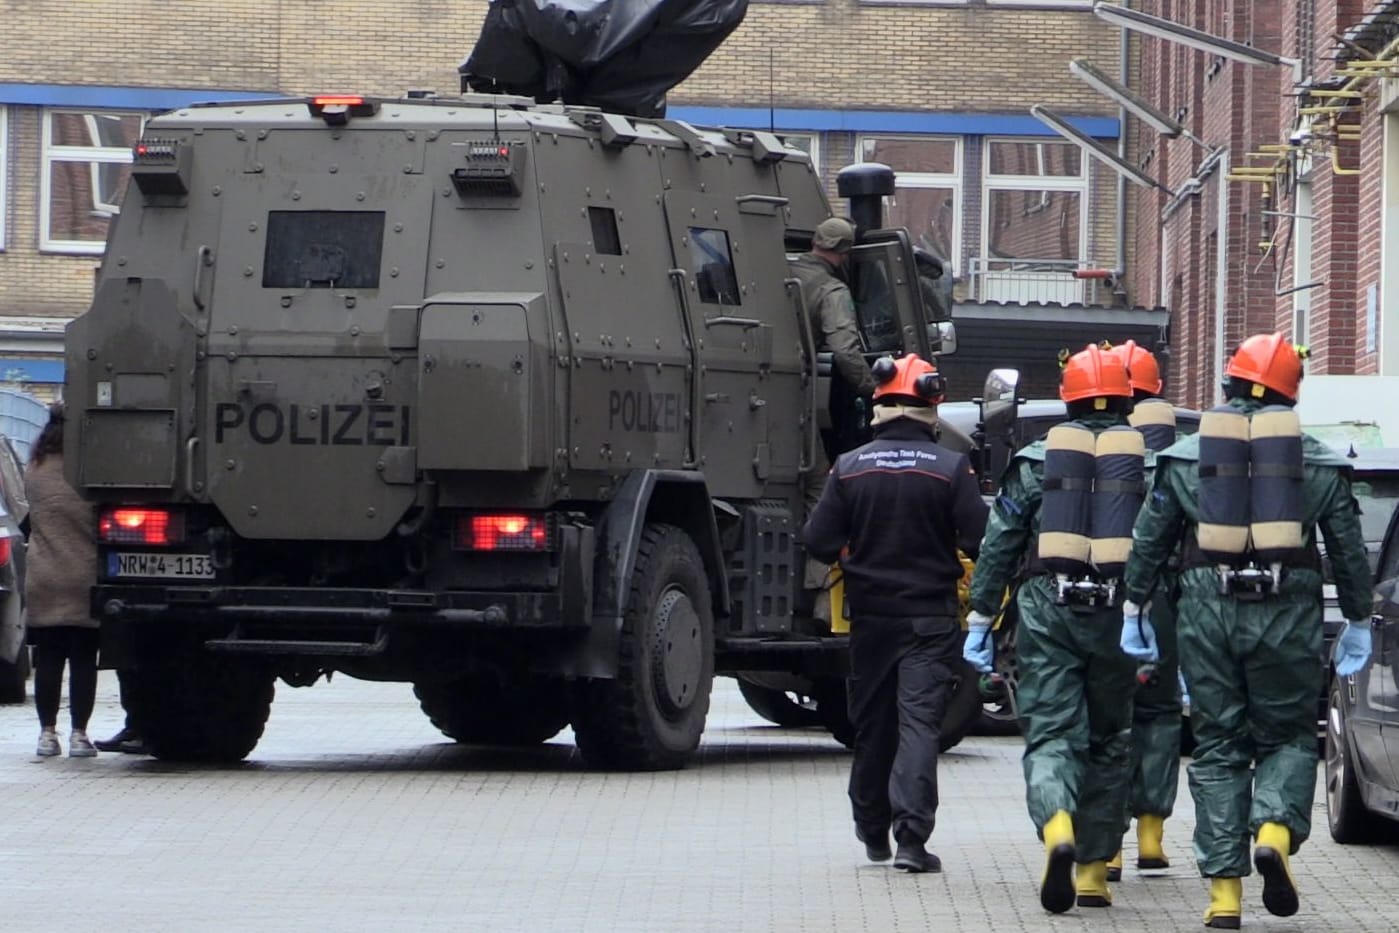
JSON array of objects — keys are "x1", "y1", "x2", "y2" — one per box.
[{"x1": 1116, "y1": 2, "x2": 1129, "y2": 284}]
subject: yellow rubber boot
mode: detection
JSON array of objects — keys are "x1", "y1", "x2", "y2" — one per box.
[
  {"x1": 1105, "y1": 849, "x2": 1122, "y2": 882},
  {"x1": 1075, "y1": 860, "x2": 1112, "y2": 908},
  {"x1": 1203, "y1": 878, "x2": 1242, "y2": 929},
  {"x1": 1137, "y1": 814, "x2": 1170, "y2": 869},
  {"x1": 1040, "y1": 810, "x2": 1076, "y2": 914},
  {"x1": 1254, "y1": 822, "x2": 1299, "y2": 917}
]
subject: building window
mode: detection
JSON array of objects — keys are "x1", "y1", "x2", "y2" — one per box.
[
  {"x1": 41, "y1": 109, "x2": 146, "y2": 254},
  {"x1": 857, "y1": 0, "x2": 1089, "y2": 6},
  {"x1": 857, "y1": 135, "x2": 961, "y2": 275},
  {"x1": 0, "y1": 107, "x2": 7, "y2": 251},
  {"x1": 780, "y1": 133, "x2": 820, "y2": 173},
  {"x1": 976, "y1": 138, "x2": 1088, "y2": 304}
]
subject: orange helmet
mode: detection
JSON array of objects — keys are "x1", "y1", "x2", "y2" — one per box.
[
  {"x1": 871, "y1": 353, "x2": 946, "y2": 404},
  {"x1": 1060, "y1": 344, "x2": 1132, "y2": 403},
  {"x1": 1114, "y1": 340, "x2": 1163, "y2": 395},
  {"x1": 1224, "y1": 332, "x2": 1305, "y2": 400}
]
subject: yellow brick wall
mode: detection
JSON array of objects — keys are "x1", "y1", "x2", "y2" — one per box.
[{"x1": 2, "y1": 0, "x2": 1126, "y2": 319}]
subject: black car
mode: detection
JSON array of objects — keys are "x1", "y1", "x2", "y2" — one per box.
[
  {"x1": 1325, "y1": 449, "x2": 1399, "y2": 843},
  {"x1": 0, "y1": 433, "x2": 29, "y2": 703}
]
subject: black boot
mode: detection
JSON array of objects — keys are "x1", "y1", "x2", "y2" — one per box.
[
  {"x1": 93, "y1": 726, "x2": 135, "y2": 752},
  {"x1": 893, "y1": 842, "x2": 942, "y2": 873},
  {"x1": 856, "y1": 825, "x2": 892, "y2": 862}
]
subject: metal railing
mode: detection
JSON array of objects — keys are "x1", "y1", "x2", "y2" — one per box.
[{"x1": 966, "y1": 257, "x2": 1113, "y2": 307}]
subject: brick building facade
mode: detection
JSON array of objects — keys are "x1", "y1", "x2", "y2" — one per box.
[
  {"x1": 1, "y1": 0, "x2": 1132, "y2": 395},
  {"x1": 1123, "y1": 0, "x2": 1399, "y2": 423}
]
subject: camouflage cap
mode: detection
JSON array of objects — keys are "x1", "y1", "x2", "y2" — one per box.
[{"x1": 812, "y1": 217, "x2": 856, "y2": 253}]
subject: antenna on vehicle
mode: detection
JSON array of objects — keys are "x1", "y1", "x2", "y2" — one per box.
[
  {"x1": 492, "y1": 79, "x2": 501, "y2": 141},
  {"x1": 768, "y1": 48, "x2": 775, "y2": 133}
]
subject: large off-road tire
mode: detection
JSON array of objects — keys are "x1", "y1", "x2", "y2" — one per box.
[
  {"x1": 414, "y1": 676, "x2": 570, "y2": 746},
  {"x1": 737, "y1": 679, "x2": 822, "y2": 728},
  {"x1": 572, "y1": 523, "x2": 715, "y2": 771},
  {"x1": 814, "y1": 677, "x2": 855, "y2": 748},
  {"x1": 0, "y1": 645, "x2": 29, "y2": 704},
  {"x1": 128, "y1": 656, "x2": 275, "y2": 763},
  {"x1": 815, "y1": 658, "x2": 983, "y2": 753}
]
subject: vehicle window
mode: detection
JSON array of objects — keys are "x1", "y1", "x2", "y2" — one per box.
[
  {"x1": 589, "y1": 206, "x2": 622, "y2": 256},
  {"x1": 688, "y1": 226, "x2": 741, "y2": 306},
  {"x1": 0, "y1": 439, "x2": 26, "y2": 524},
  {"x1": 849, "y1": 251, "x2": 900, "y2": 353},
  {"x1": 1354, "y1": 476, "x2": 1399, "y2": 548},
  {"x1": 263, "y1": 211, "x2": 385, "y2": 289}
]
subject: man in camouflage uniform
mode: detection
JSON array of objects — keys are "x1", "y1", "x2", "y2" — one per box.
[
  {"x1": 790, "y1": 217, "x2": 876, "y2": 619},
  {"x1": 789, "y1": 216, "x2": 876, "y2": 402},
  {"x1": 1121, "y1": 334, "x2": 1373, "y2": 929},
  {"x1": 964, "y1": 344, "x2": 1138, "y2": 915}
]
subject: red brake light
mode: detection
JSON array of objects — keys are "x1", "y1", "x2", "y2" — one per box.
[
  {"x1": 99, "y1": 508, "x2": 186, "y2": 546},
  {"x1": 455, "y1": 514, "x2": 550, "y2": 551},
  {"x1": 307, "y1": 96, "x2": 380, "y2": 125},
  {"x1": 0, "y1": 537, "x2": 12, "y2": 567}
]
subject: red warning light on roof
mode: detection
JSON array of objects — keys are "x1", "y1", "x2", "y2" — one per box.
[{"x1": 312, "y1": 96, "x2": 366, "y2": 107}]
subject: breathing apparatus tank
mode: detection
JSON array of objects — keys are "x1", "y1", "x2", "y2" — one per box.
[
  {"x1": 1248, "y1": 405, "x2": 1305, "y2": 564},
  {"x1": 1039, "y1": 423, "x2": 1096, "y2": 577},
  {"x1": 1127, "y1": 397, "x2": 1177, "y2": 452},
  {"x1": 1196, "y1": 405, "x2": 1251, "y2": 564},
  {"x1": 1090, "y1": 425, "x2": 1146, "y2": 581}
]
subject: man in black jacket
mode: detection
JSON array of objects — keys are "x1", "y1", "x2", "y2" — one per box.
[{"x1": 802, "y1": 353, "x2": 988, "y2": 873}]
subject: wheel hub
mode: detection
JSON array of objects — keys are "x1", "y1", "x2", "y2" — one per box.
[{"x1": 652, "y1": 586, "x2": 702, "y2": 716}]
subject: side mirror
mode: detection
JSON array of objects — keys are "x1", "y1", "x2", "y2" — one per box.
[
  {"x1": 928, "y1": 320, "x2": 958, "y2": 356},
  {"x1": 979, "y1": 368, "x2": 1021, "y2": 436}
]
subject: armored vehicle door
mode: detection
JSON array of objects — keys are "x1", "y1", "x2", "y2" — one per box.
[
  {"x1": 662, "y1": 187, "x2": 794, "y2": 498},
  {"x1": 822, "y1": 230, "x2": 930, "y2": 457},
  {"x1": 200, "y1": 128, "x2": 434, "y2": 540},
  {"x1": 535, "y1": 133, "x2": 692, "y2": 475}
]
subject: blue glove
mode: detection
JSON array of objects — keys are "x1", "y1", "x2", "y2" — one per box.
[
  {"x1": 963, "y1": 610, "x2": 994, "y2": 673},
  {"x1": 1120, "y1": 600, "x2": 1159, "y2": 663},
  {"x1": 1334, "y1": 621, "x2": 1373, "y2": 677}
]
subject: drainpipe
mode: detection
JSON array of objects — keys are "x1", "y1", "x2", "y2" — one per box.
[
  {"x1": 1116, "y1": 7, "x2": 1129, "y2": 288},
  {"x1": 1214, "y1": 147, "x2": 1230, "y2": 405}
]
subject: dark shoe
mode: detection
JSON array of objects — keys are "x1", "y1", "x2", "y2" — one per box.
[
  {"x1": 94, "y1": 727, "x2": 136, "y2": 753},
  {"x1": 856, "y1": 825, "x2": 891, "y2": 863},
  {"x1": 893, "y1": 843, "x2": 941, "y2": 873},
  {"x1": 864, "y1": 840, "x2": 892, "y2": 862},
  {"x1": 117, "y1": 735, "x2": 148, "y2": 755}
]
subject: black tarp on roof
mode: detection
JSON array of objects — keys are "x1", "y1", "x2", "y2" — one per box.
[{"x1": 460, "y1": 0, "x2": 749, "y2": 119}]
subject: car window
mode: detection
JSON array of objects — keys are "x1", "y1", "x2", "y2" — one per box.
[
  {"x1": 0, "y1": 436, "x2": 26, "y2": 525},
  {"x1": 1354, "y1": 475, "x2": 1399, "y2": 548}
]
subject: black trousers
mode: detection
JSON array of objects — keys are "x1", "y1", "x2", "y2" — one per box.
[
  {"x1": 847, "y1": 614, "x2": 961, "y2": 846},
  {"x1": 30, "y1": 625, "x2": 101, "y2": 731}
]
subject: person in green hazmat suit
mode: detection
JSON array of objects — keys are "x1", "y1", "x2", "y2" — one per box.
[
  {"x1": 964, "y1": 343, "x2": 1139, "y2": 914},
  {"x1": 1120, "y1": 333, "x2": 1374, "y2": 929},
  {"x1": 1106, "y1": 340, "x2": 1181, "y2": 880}
]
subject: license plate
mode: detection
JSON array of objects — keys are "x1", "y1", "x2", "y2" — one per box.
[{"x1": 107, "y1": 552, "x2": 215, "y2": 580}]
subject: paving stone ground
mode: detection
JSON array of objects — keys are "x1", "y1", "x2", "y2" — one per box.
[{"x1": 1, "y1": 672, "x2": 1395, "y2": 932}]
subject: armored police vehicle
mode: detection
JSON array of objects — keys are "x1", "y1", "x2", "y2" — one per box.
[{"x1": 66, "y1": 92, "x2": 973, "y2": 767}]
